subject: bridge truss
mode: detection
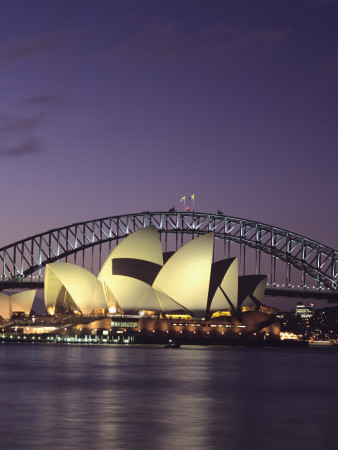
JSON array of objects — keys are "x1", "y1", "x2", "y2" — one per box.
[{"x1": 0, "y1": 211, "x2": 337, "y2": 298}]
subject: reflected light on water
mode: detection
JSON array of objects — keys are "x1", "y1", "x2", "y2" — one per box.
[{"x1": 0, "y1": 345, "x2": 338, "y2": 450}]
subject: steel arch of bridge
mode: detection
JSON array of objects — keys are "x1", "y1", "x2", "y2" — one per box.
[{"x1": 0, "y1": 211, "x2": 337, "y2": 292}]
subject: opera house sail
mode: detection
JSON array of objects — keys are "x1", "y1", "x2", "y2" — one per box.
[
  {"x1": 0, "y1": 290, "x2": 36, "y2": 320},
  {"x1": 153, "y1": 233, "x2": 214, "y2": 318},
  {"x1": 45, "y1": 263, "x2": 106, "y2": 315}
]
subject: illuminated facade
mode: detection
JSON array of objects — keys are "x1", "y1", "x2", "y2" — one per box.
[
  {"x1": 67, "y1": 314, "x2": 279, "y2": 343},
  {"x1": 0, "y1": 290, "x2": 36, "y2": 320}
]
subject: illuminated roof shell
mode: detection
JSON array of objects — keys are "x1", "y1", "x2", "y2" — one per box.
[
  {"x1": 11, "y1": 290, "x2": 36, "y2": 315},
  {"x1": 98, "y1": 226, "x2": 163, "y2": 281},
  {"x1": 137, "y1": 287, "x2": 189, "y2": 314},
  {"x1": 45, "y1": 263, "x2": 107, "y2": 315},
  {"x1": 0, "y1": 292, "x2": 11, "y2": 320},
  {"x1": 238, "y1": 275, "x2": 267, "y2": 311},
  {"x1": 208, "y1": 258, "x2": 238, "y2": 315},
  {"x1": 0, "y1": 290, "x2": 36, "y2": 319},
  {"x1": 101, "y1": 276, "x2": 189, "y2": 315},
  {"x1": 98, "y1": 226, "x2": 164, "y2": 312},
  {"x1": 102, "y1": 276, "x2": 151, "y2": 314},
  {"x1": 153, "y1": 233, "x2": 214, "y2": 318}
]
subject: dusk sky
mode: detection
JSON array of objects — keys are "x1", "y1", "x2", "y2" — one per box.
[{"x1": 1, "y1": 0, "x2": 337, "y2": 252}]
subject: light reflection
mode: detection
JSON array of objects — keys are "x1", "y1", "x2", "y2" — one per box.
[{"x1": 0, "y1": 346, "x2": 337, "y2": 449}]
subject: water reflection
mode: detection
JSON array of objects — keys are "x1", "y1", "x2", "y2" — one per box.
[{"x1": 0, "y1": 345, "x2": 337, "y2": 449}]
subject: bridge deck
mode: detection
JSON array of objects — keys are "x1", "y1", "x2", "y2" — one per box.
[{"x1": 1, "y1": 282, "x2": 337, "y2": 302}]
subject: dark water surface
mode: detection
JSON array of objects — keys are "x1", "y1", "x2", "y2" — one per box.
[{"x1": 0, "y1": 344, "x2": 337, "y2": 450}]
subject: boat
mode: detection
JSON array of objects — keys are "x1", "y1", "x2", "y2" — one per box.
[
  {"x1": 164, "y1": 340, "x2": 181, "y2": 348},
  {"x1": 309, "y1": 340, "x2": 333, "y2": 346}
]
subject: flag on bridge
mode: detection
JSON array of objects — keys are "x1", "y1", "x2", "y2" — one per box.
[
  {"x1": 180, "y1": 196, "x2": 186, "y2": 209},
  {"x1": 189, "y1": 194, "x2": 195, "y2": 210}
]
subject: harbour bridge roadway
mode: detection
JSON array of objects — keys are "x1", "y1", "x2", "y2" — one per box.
[
  {"x1": 0, "y1": 211, "x2": 337, "y2": 301},
  {"x1": 0, "y1": 281, "x2": 337, "y2": 302}
]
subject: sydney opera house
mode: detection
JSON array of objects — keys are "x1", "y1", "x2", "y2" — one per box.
[{"x1": 1, "y1": 227, "x2": 279, "y2": 343}]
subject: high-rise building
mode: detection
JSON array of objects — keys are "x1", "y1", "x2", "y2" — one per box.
[{"x1": 296, "y1": 301, "x2": 314, "y2": 319}]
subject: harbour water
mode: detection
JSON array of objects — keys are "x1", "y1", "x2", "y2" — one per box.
[{"x1": 0, "y1": 344, "x2": 337, "y2": 450}]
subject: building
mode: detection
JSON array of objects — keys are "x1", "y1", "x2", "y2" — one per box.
[
  {"x1": 41, "y1": 226, "x2": 279, "y2": 342},
  {"x1": 296, "y1": 301, "x2": 315, "y2": 319}
]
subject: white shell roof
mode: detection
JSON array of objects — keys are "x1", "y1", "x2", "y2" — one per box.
[
  {"x1": 137, "y1": 287, "x2": 189, "y2": 314},
  {"x1": 153, "y1": 233, "x2": 214, "y2": 318},
  {"x1": 98, "y1": 226, "x2": 163, "y2": 282},
  {"x1": 45, "y1": 263, "x2": 107, "y2": 315},
  {"x1": 209, "y1": 258, "x2": 238, "y2": 314},
  {"x1": 0, "y1": 292, "x2": 11, "y2": 320},
  {"x1": 102, "y1": 275, "x2": 150, "y2": 314},
  {"x1": 0, "y1": 290, "x2": 36, "y2": 319},
  {"x1": 238, "y1": 275, "x2": 267, "y2": 309},
  {"x1": 11, "y1": 290, "x2": 36, "y2": 315}
]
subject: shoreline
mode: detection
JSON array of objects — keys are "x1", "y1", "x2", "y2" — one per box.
[{"x1": 0, "y1": 334, "x2": 311, "y2": 348}]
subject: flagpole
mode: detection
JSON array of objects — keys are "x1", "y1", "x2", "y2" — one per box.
[{"x1": 189, "y1": 194, "x2": 195, "y2": 211}]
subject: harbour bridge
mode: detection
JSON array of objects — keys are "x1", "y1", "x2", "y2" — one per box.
[{"x1": 0, "y1": 211, "x2": 337, "y2": 301}]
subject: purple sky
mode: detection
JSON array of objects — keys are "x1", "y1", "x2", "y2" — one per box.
[{"x1": 1, "y1": 0, "x2": 337, "y2": 262}]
